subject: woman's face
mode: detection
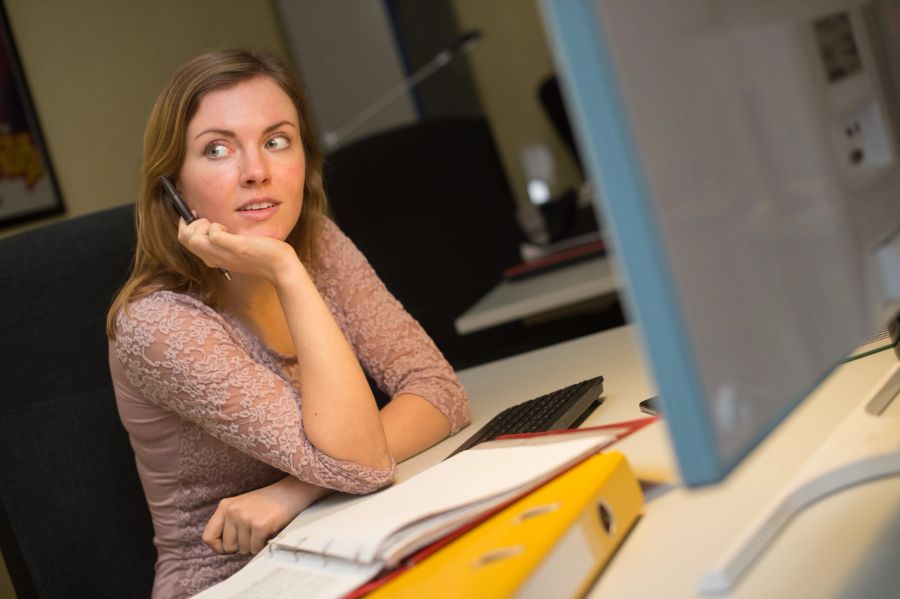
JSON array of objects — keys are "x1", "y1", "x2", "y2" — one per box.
[{"x1": 178, "y1": 76, "x2": 305, "y2": 241}]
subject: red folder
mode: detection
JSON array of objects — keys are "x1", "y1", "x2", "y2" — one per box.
[{"x1": 503, "y1": 239, "x2": 606, "y2": 281}]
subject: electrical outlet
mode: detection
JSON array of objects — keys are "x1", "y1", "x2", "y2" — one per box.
[{"x1": 834, "y1": 99, "x2": 893, "y2": 175}]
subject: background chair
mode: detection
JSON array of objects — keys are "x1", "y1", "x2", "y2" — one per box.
[
  {"x1": 324, "y1": 117, "x2": 525, "y2": 369},
  {"x1": 324, "y1": 117, "x2": 617, "y2": 369},
  {"x1": 0, "y1": 205, "x2": 156, "y2": 598}
]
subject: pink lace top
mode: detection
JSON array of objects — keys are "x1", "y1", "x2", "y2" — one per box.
[{"x1": 109, "y1": 218, "x2": 470, "y2": 598}]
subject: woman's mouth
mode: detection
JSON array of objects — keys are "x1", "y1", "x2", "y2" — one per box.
[
  {"x1": 239, "y1": 201, "x2": 277, "y2": 212},
  {"x1": 236, "y1": 199, "x2": 280, "y2": 221}
]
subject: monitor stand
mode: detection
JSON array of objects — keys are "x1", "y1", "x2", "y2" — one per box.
[{"x1": 699, "y1": 360, "x2": 900, "y2": 595}]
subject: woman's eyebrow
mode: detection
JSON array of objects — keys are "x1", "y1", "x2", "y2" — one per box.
[{"x1": 193, "y1": 120, "x2": 297, "y2": 140}]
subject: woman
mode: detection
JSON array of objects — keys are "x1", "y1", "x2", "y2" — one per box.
[{"x1": 107, "y1": 49, "x2": 470, "y2": 598}]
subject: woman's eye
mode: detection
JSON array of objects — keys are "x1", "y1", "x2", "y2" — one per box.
[
  {"x1": 265, "y1": 135, "x2": 290, "y2": 150},
  {"x1": 204, "y1": 143, "x2": 231, "y2": 159}
]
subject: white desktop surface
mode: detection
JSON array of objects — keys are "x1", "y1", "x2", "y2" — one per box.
[
  {"x1": 277, "y1": 325, "x2": 900, "y2": 598},
  {"x1": 453, "y1": 255, "x2": 618, "y2": 334},
  {"x1": 580, "y1": 332, "x2": 900, "y2": 599}
]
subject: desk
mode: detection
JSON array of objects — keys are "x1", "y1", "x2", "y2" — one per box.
[
  {"x1": 453, "y1": 255, "x2": 619, "y2": 334},
  {"x1": 280, "y1": 325, "x2": 900, "y2": 597}
]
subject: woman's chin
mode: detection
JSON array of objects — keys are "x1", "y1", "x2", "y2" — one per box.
[
  {"x1": 227, "y1": 218, "x2": 286, "y2": 239},
  {"x1": 232, "y1": 206, "x2": 299, "y2": 241}
]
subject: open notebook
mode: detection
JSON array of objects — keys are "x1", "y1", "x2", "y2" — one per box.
[{"x1": 195, "y1": 432, "x2": 622, "y2": 599}]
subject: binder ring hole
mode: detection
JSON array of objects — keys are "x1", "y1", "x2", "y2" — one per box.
[
  {"x1": 514, "y1": 501, "x2": 561, "y2": 523},
  {"x1": 598, "y1": 500, "x2": 615, "y2": 535},
  {"x1": 473, "y1": 545, "x2": 524, "y2": 568}
]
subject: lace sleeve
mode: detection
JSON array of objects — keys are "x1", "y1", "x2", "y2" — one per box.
[
  {"x1": 113, "y1": 291, "x2": 395, "y2": 494},
  {"x1": 313, "y1": 219, "x2": 471, "y2": 433}
]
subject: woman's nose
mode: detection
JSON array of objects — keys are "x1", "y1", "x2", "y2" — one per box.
[{"x1": 240, "y1": 150, "x2": 269, "y2": 186}]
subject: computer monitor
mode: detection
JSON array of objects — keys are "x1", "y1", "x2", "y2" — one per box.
[{"x1": 538, "y1": 0, "x2": 900, "y2": 486}]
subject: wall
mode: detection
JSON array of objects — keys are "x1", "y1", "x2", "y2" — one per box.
[
  {"x1": 0, "y1": 2, "x2": 288, "y2": 593},
  {"x1": 273, "y1": 0, "x2": 582, "y2": 216},
  {"x1": 448, "y1": 0, "x2": 582, "y2": 210},
  {"x1": 387, "y1": 0, "x2": 484, "y2": 122},
  {"x1": 0, "y1": 0, "x2": 289, "y2": 239},
  {"x1": 274, "y1": 0, "x2": 418, "y2": 151}
]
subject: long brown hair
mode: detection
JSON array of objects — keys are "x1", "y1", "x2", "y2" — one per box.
[{"x1": 107, "y1": 49, "x2": 327, "y2": 339}]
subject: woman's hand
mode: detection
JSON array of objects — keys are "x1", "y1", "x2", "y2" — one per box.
[
  {"x1": 178, "y1": 216, "x2": 300, "y2": 283},
  {"x1": 202, "y1": 477, "x2": 330, "y2": 556}
]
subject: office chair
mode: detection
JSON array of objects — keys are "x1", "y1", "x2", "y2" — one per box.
[
  {"x1": 324, "y1": 117, "x2": 530, "y2": 368},
  {"x1": 0, "y1": 205, "x2": 156, "y2": 598}
]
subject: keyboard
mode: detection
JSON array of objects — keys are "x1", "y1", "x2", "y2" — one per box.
[{"x1": 447, "y1": 375, "x2": 605, "y2": 458}]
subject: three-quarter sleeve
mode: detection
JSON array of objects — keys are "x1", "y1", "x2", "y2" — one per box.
[
  {"x1": 312, "y1": 218, "x2": 471, "y2": 433},
  {"x1": 113, "y1": 291, "x2": 395, "y2": 494}
]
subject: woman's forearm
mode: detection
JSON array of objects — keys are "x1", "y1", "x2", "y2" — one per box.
[
  {"x1": 380, "y1": 393, "x2": 452, "y2": 462},
  {"x1": 273, "y1": 258, "x2": 391, "y2": 470}
]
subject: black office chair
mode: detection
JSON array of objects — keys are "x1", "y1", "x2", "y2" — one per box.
[
  {"x1": 0, "y1": 205, "x2": 156, "y2": 598},
  {"x1": 324, "y1": 117, "x2": 529, "y2": 368}
]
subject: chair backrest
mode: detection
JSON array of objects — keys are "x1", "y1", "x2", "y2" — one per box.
[
  {"x1": 324, "y1": 118, "x2": 524, "y2": 367},
  {"x1": 0, "y1": 205, "x2": 155, "y2": 598}
]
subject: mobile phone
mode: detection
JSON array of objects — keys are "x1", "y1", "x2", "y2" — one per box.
[
  {"x1": 160, "y1": 176, "x2": 230, "y2": 280},
  {"x1": 159, "y1": 176, "x2": 195, "y2": 223},
  {"x1": 639, "y1": 396, "x2": 661, "y2": 416}
]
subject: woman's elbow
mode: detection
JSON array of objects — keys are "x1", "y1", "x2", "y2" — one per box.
[
  {"x1": 352, "y1": 466, "x2": 395, "y2": 494},
  {"x1": 448, "y1": 387, "x2": 472, "y2": 433},
  {"x1": 304, "y1": 454, "x2": 396, "y2": 494},
  {"x1": 338, "y1": 463, "x2": 395, "y2": 494}
]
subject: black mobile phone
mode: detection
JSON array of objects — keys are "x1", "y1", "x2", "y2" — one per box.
[
  {"x1": 639, "y1": 396, "x2": 661, "y2": 416},
  {"x1": 159, "y1": 176, "x2": 195, "y2": 223},
  {"x1": 159, "y1": 175, "x2": 230, "y2": 280}
]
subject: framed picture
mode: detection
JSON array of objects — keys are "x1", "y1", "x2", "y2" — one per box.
[{"x1": 0, "y1": 3, "x2": 64, "y2": 228}]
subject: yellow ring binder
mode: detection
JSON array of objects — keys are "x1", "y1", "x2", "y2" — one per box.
[{"x1": 366, "y1": 451, "x2": 643, "y2": 599}]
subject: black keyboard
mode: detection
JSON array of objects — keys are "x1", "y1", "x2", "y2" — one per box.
[{"x1": 447, "y1": 375, "x2": 605, "y2": 458}]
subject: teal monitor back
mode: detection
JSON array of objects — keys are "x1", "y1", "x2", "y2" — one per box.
[{"x1": 539, "y1": 0, "x2": 900, "y2": 485}]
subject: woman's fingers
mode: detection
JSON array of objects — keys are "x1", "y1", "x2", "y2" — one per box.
[
  {"x1": 209, "y1": 221, "x2": 229, "y2": 234},
  {"x1": 203, "y1": 498, "x2": 250, "y2": 555},
  {"x1": 236, "y1": 519, "x2": 253, "y2": 555},
  {"x1": 221, "y1": 518, "x2": 239, "y2": 554},
  {"x1": 178, "y1": 216, "x2": 211, "y2": 245},
  {"x1": 207, "y1": 223, "x2": 239, "y2": 249},
  {"x1": 178, "y1": 217, "x2": 226, "y2": 268},
  {"x1": 250, "y1": 526, "x2": 269, "y2": 555},
  {"x1": 202, "y1": 502, "x2": 227, "y2": 554},
  {"x1": 205, "y1": 505, "x2": 268, "y2": 555},
  {"x1": 177, "y1": 216, "x2": 293, "y2": 280}
]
